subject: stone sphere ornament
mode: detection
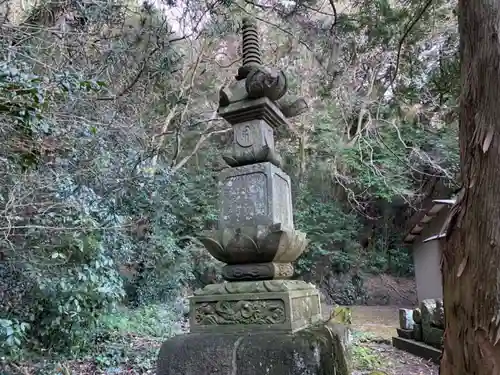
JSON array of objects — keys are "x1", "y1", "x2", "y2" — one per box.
[{"x1": 245, "y1": 66, "x2": 287, "y2": 101}]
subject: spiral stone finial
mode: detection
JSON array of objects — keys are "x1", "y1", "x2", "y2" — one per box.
[
  {"x1": 241, "y1": 17, "x2": 262, "y2": 67},
  {"x1": 236, "y1": 17, "x2": 262, "y2": 80}
]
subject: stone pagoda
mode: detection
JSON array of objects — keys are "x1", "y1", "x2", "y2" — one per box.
[
  {"x1": 157, "y1": 18, "x2": 350, "y2": 375},
  {"x1": 189, "y1": 17, "x2": 322, "y2": 334}
]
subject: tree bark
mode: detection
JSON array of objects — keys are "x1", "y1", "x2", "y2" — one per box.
[{"x1": 440, "y1": 1, "x2": 500, "y2": 374}]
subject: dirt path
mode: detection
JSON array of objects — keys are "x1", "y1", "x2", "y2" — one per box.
[{"x1": 324, "y1": 305, "x2": 439, "y2": 375}]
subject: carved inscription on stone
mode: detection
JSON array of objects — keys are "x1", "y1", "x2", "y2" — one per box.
[
  {"x1": 273, "y1": 173, "x2": 291, "y2": 227},
  {"x1": 235, "y1": 124, "x2": 253, "y2": 147},
  {"x1": 222, "y1": 172, "x2": 268, "y2": 225},
  {"x1": 194, "y1": 299, "x2": 286, "y2": 325}
]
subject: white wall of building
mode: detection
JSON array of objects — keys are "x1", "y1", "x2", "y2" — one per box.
[{"x1": 413, "y1": 239, "x2": 443, "y2": 303}]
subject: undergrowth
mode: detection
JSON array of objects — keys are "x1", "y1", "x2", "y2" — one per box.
[
  {"x1": 0, "y1": 304, "x2": 181, "y2": 375},
  {"x1": 351, "y1": 344, "x2": 383, "y2": 371},
  {"x1": 351, "y1": 332, "x2": 384, "y2": 372}
]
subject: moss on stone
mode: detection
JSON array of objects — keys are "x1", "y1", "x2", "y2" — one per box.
[{"x1": 157, "y1": 322, "x2": 351, "y2": 375}]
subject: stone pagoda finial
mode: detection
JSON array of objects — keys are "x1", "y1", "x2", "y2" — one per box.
[
  {"x1": 237, "y1": 17, "x2": 262, "y2": 79},
  {"x1": 219, "y1": 17, "x2": 307, "y2": 117}
]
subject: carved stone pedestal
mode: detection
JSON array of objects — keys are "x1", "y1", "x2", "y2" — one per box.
[
  {"x1": 157, "y1": 322, "x2": 351, "y2": 375},
  {"x1": 189, "y1": 280, "x2": 322, "y2": 333}
]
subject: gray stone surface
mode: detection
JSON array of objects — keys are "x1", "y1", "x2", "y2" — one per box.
[
  {"x1": 413, "y1": 323, "x2": 423, "y2": 341},
  {"x1": 222, "y1": 262, "x2": 294, "y2": 281},
  {"x1": 421, "y1": 298, "x2": 444, "y2": 347},
  {"x1": 218, "y1": 97, "x2": 292, "y2": 135},
  {"x1": 433, "y1": 299, "x2": 444, "y2": 328},
  {"x1": 421, "y1": 299, "x2": 437, "y2": 328},
  {"x1": 219, "y1": 162, "x2": 293, "y2": 230},
  {"x1": 392, "y1": 336, "x2": 441, "y2": 364},
  {"x1": 423, "y1": 326, "x2": 444, "y2": 349},
  {"x1": 189, "y1": 281, "x2": 322, "y2": 333},
  {"x1": 157, "y1": 323, "x2": 350, "y2": 375},
  {"x1": 399, "y1": 308, "x2": 415, "y2": 330},
  {"x1": 223, "y1": 119, "x2": 282, "y2": 168},
  {"x1": 193, "y1": 280, "x2": 317, "y2": 295},
  {"x1": 397, "y1": 328, "x2": 414, "y2": 339},
  {"x1": 198, "y1": 225, "x2": 308, "y2": 268},
  {"x1": 413, "y1": 307, "x2": 422, "y2": 324}
]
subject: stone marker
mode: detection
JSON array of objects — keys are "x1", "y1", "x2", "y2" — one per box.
[
  {"x1": 157, "y1": 17, "x2": 349, "y2": 375},
  {"x1": 191, "y1": 17, "x2": 319, "y2": 333},
  {"x1": 421, "y1": 298, "x2": 444, "y2": 348},
  {"x1": 413, "y1": 323, "x2": 423, "y2": 341},
  {"x1": 413, "y1": 307, "x2": 422, "y2": 324},
  {"x1": 398, "y1": 308, "x2": 415, "y2": 330},
  {"x1": 393, "y1": 298, "x2": 444, "y2": 363}
]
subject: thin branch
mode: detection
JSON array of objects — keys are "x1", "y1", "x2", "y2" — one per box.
[
  {"x1": 96, "y1": 47, "x2": 160, "y2": 101},
  {"x1": 390, "y1": 0, "x2": 435, "y2": 87},
  {"x1": 171, "y1": 127, "x2": 231, "y2": 173},
  {"x1": 327, "y1": 0, "x2": 338, "y2": 32}
]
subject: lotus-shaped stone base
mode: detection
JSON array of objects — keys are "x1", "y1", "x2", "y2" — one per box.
[{"x1": 198, "y1": 223, "x2": 308, "y2": 265}]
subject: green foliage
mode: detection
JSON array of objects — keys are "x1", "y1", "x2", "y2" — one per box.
[
  {"x1": 98, "y1": 304, "x2": 181, "y2": 338},
  {"x1": 0, "y1": 59, "x2": 124, "y2": 351},
  {"x1": 0, "y1": 175, "x2": 124, "y2": 351},
  {"x1": 0, "y1": 0, "x2": 461, "y2": 368},
  {"x1": 351, "y1": 344, "x2": 383, "y2": 371},
  {"x1": 0, "y1": 319, "x2": 30, "y2": 352},
  {"x1": 294, "y1": 186, "x2": 413, "y2": 279},
  {"x1": 295, "y1": 189, "x2": 362, "y2": 274}
]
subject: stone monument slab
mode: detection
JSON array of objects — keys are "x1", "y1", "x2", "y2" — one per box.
[{"x1": 399, "y1": 308, "x2": 415, "y2": 330}]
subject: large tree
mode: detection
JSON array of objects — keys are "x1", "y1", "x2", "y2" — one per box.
[{"x1": 440, "y1": 0, "x2": 500, "y2": 373}]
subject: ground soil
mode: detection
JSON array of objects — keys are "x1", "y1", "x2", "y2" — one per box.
[
  {"x1": 351, "y1": 341, "x2": 439, "y2": 375},
  {"x1": 329, "y1": 305, "x2": 439, "y2": 375},
  {"x1": 362, "y1": 275, "x2": 417, "y2": 306}
]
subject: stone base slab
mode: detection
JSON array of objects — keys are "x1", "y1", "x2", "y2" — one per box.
[
  {"x1": 392, "y1": 336, "x2": 441, "y2": 364},
  {"x1": 189, "y1": 280, "x2": 321, "y2": 333},
  {"x1": 396, "y1": 328, "x2": 414, "y2": 339},
  {"x1": 422, "y1": 326, "x2": 444, "y2": 348},
  {"x1": 157, "y1": 322, "x2": 351, "y2": 375}
]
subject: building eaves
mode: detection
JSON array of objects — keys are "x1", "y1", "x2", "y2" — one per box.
[{"x1": 403, "y1": 198, "x2": 456, "y2": 244}]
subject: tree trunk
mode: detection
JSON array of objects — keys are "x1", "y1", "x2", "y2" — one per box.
[{"x1": 440, "y1": 1, "x2": 500, "y2": 374}]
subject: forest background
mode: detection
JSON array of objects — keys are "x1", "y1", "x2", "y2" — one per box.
[{"x1": 0, "y1": 0, "x2": 459, "y2": 371}]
